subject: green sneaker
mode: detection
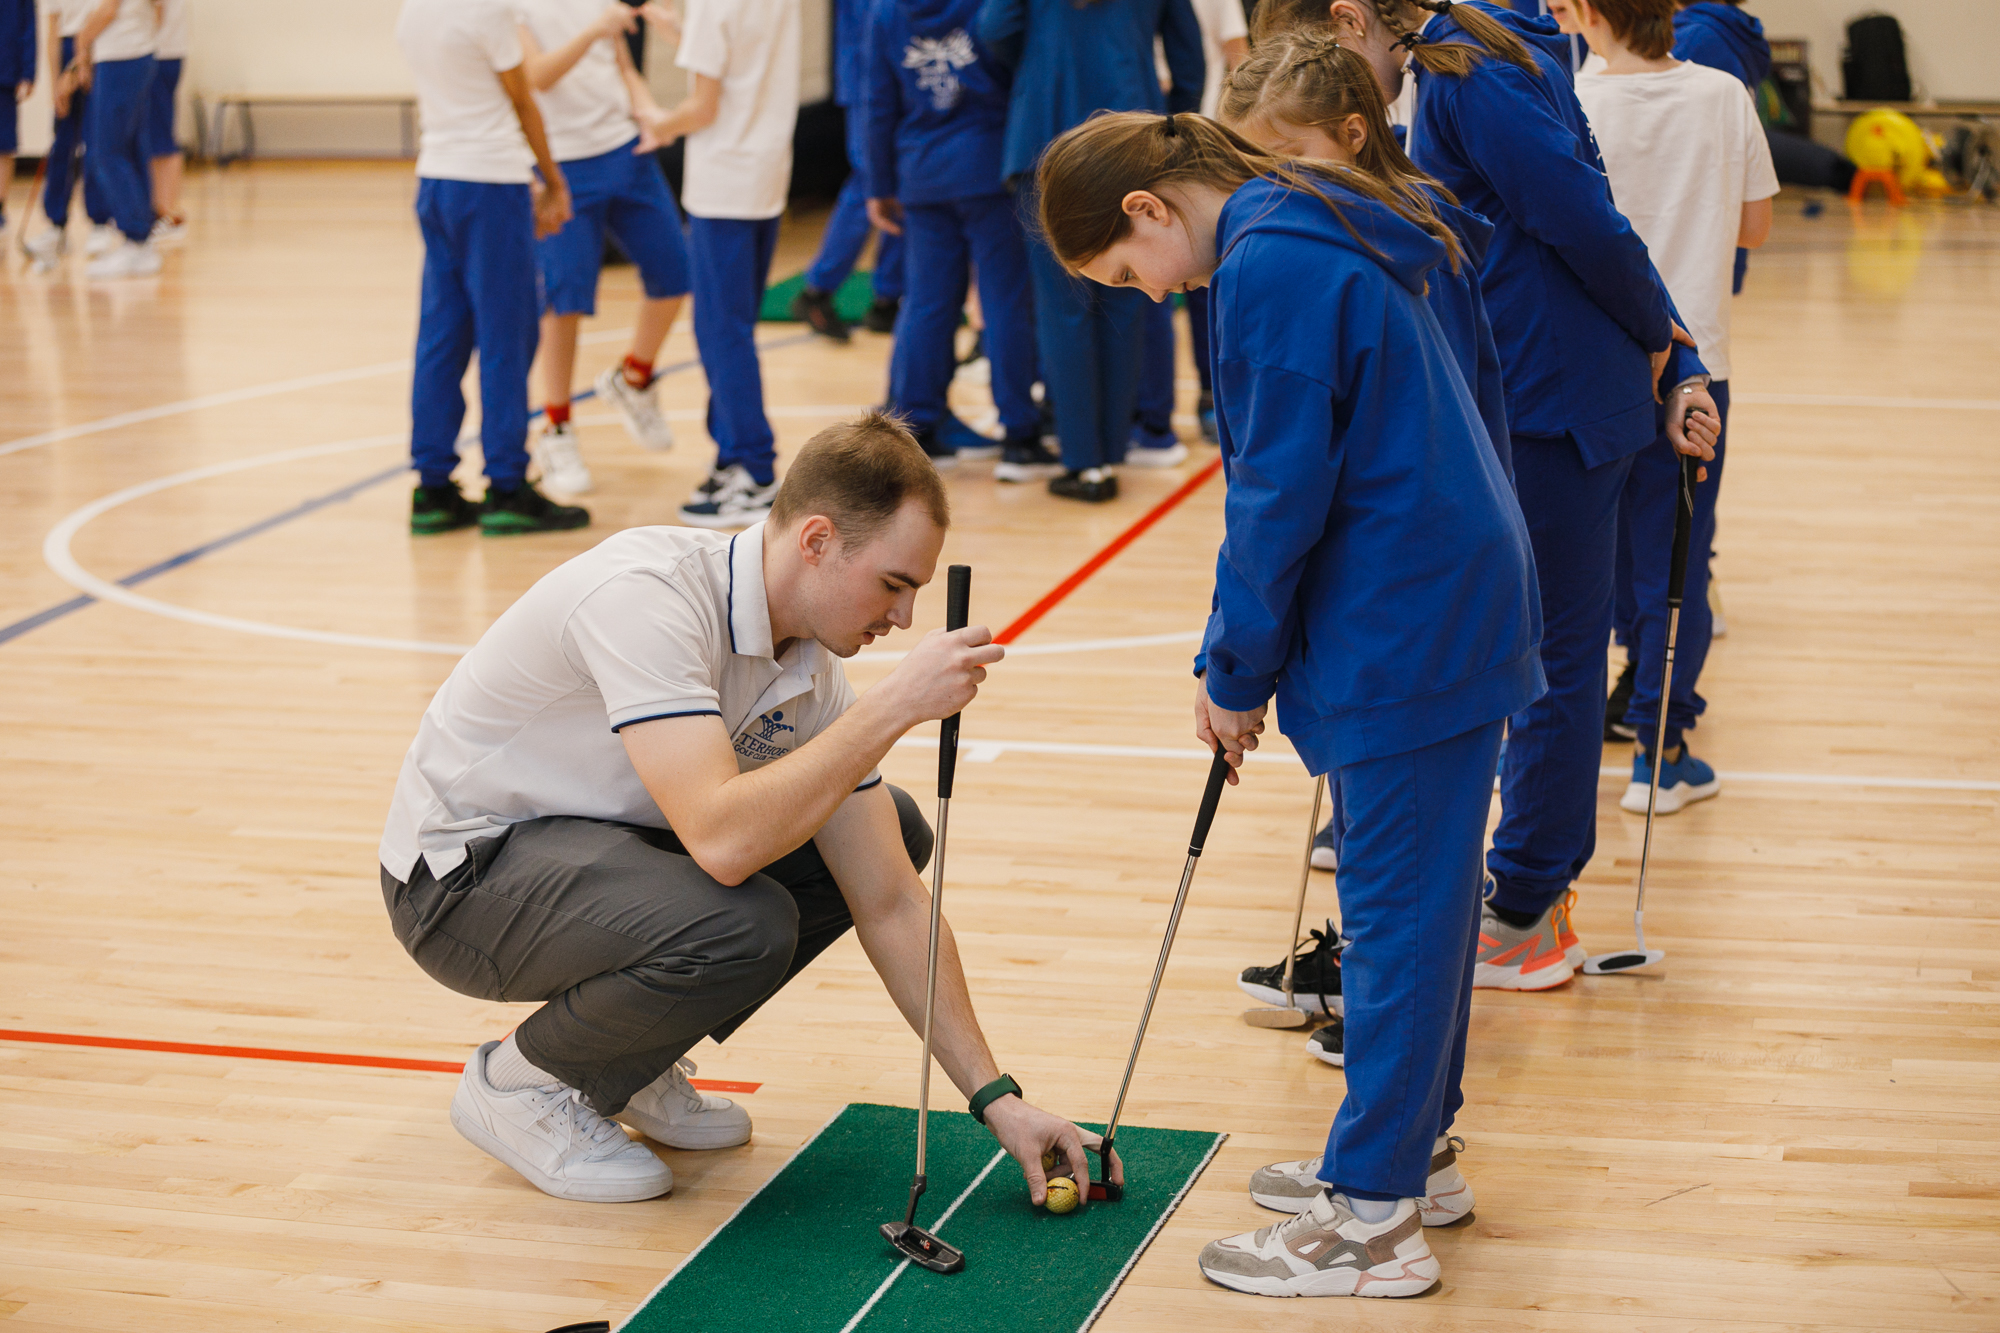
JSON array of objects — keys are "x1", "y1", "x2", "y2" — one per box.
[
  {"x1": 411, "y1": 482, "x2": 480, "y2": 535},
  {"x1": 480, "y1": 480, "x2": 590, "y2": 535}
]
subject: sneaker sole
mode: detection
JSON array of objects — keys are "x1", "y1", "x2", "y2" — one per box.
[
  {"x1": 613, "y1": 1108, "x2": 753, "y2": 1151},
  {"x1": 1307, "y1": 1042, "x2": 1345, "y2": 1068},
  {"x1": 1237, "y1": 978, "x2": 1340, "y2": 1015},
  {"x1": 1310, "y1": 846, "x2": 1338, "y2": 871},
  {"x1": 994, "y1": 462, "x2": 1063, "y2": 482},
  {"x1": 1472, "y1": 958, "x2": 1576, "y2": 991},
  {"x1": 1620, "y1": 778, "x2": 1720, "y2": 815},
  {"x1": 411, "y1": 518, "x2": 477, "y2": 535},
  {"x1": 481, "y1": 518, "x2": 590, "y2": 535},
  {"x1": 677, "y1": 508, "x2": 771, "y2": 531},
  {"x1": 1252, "y1": 1177, "x2": 1472, "y2": 1226},
  {"x1": 1123, "y1": 446, "x2": 1189, "y2": 468},
  {"x1": 1200, "y1": 1256, "x2": 1441, "y2": 1299},
  {"x1": 448, "y1": 1100, "x2": 673, "y2": 1203}
]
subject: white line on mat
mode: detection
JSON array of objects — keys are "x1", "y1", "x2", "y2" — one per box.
[{"x1": 839, "y1": 1147, "x2": 1011, "y2": 1333}]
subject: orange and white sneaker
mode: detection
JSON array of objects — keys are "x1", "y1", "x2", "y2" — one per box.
[
  {"x1": 1474, "y1": 897, "x2": 1576, "y2": 990},
  {"x1": 1553, "y1": 889, "x2": 1584, "y2": 968}
]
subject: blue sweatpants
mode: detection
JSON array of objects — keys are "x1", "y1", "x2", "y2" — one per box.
[
  {"x1": 1186, "y1": 285, "x2": 1213, "y2": 394},
  {"x1": 688, "y1": 214, "x2": 781, "y2": 485},
  {"x1": 804, "y1": 106, "x2": 904, "y2": 301},
  {"x1": 1319, "y1": 719, "x2": 1504, "y2": 1201},
  {"x1": 1135, "y1": 298, "x2": 1175, "y2": 436},
  {"x1": 1016, "y1": 180, "x2": 1147, "y2": 473},
  {"x1": 888, "y1": 194, "x2": 1037, "y2": 438},
  {"x1": 145, "y1": 57, "x2": 183, "y2": 158},
  {"x1": 411, "y1": 178, "x2": 540, "y2": 491},
  {"x1": 1614, "y1": 381, "x2": 1730, "y2": 754},
  {"x1": 84, "y1": 55, "x2": 155, "y2": 242},
  {"x1": 42, "y1": 37, "x2": 111, "y2": 228},
  {"x1": 1487, "y1": 435, "x2": 1636, "y2": 920}
]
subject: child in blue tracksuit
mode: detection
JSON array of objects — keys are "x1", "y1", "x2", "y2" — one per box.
[
  {"x1": 1038, "y1": 111, "x2": 1541, "y2": 1297},
  {"x1": 22, "y1": 0, "x2": 112, "y2": 265},
  {"x1": 861, "y1": 0, "x2": 1053, "y2": 476},
  {"x1": 794, "y1": 0, "x2": 904, "y2": 341},
  {"x1": 75, "y1": 0, "x2": 158, "y2": 277},
  {"x1": 0, "y1": 0, "x2": 32, "y2": 228},
  {"x1": 977, "y1": 0, "x2": 1204, "y2": 503}
]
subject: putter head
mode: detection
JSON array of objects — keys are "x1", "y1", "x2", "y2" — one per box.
[
  {"x1": 880, "y1": 1221, "x2": 965, "y2": 1273},
  {"x1": 1581, "y1": 948, "x2": 1665, "y2": 975},
  {"x1": 1086, "y1": 1139, "x2": 1125, "y2": 1202},
  {"x1": 1241, "y1": 1004, "x2": 1312, "y2": 1028}
]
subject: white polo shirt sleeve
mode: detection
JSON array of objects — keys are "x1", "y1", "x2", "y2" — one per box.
[{"x1": 564, "y1": 571, "x2": 727, "y2": 732}]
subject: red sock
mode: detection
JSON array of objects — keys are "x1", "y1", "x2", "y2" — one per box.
[
  {"x1": 623, "y1": 355, "x2": 653, "y2": 389},
  {"x1": 545, "y1": 402, "x2": 571, "y2": 427}
]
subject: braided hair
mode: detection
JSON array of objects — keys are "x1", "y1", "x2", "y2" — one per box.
[{"x1": 1251, "y1": 0, "x2": 1540, "y2": 79}]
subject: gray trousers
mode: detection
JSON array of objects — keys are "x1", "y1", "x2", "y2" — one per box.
[{"x1": 382, "y1": 786, "x2": 933, "y2": 1114}]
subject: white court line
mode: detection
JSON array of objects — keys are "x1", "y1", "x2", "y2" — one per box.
[
  {"x1": 1731, "y1": 391, "x2": 2000, "y2": 412},
  {"x1": 838, "y1": 1146, "x2": 1010, "y2": 1333}
]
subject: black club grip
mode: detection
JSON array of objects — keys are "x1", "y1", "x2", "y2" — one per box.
[
  {"x1": 937, "y1": 565, "x2": 971, "y2": 800},
  {"x1": 1666, "y1": 450, "x2": 1698, "y2": 608},
  {"x1": 1189, "y1": 746, "x2": 1232, "y2": 857}
]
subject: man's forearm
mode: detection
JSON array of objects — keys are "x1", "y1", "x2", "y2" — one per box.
[
  {"x1": 852, "y1": 886, "x2": 1001, "y2": 1100},
  {"x1": 512, "y1": 87, "x2": 565, "y2": 187},
  {"x1": 76, "y1": 0, "x2": 115, "y2": 52}
]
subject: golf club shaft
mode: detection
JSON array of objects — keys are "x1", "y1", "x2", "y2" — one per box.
[
  {"x1": 1279, "y1": 775, "x2": 1327, "y2": 1007},
  {"x1": 1636, "y1": 453, "x2": 1699, "y2": 922}
]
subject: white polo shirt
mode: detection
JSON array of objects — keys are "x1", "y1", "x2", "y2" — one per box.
[
  {"x1": 155, "y1": 0, "x2": 189, "y2": 60},
  {"x1": 675, "y1": 0, "x2": 800, "y2": 220},
  {"x1": 379, "y1": 522, "x2": 880, "y2": 882},
  {"x1": 519, "y1": 0, "x2": 640, "y2": 163},
  {"x1": 398, "y1": 0, "x2": 535, "y2": 184},
  {"x1": 92, "y1": 0, "x2": 157, "y2": 62}
]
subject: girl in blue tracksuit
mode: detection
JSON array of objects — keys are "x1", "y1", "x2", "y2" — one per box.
[
  {"x1": 977, "y1": 0, "x2": 1203, "y2": 503},
  {"x1": 1040, "y1": 111, "x2": 1543, "y2": 1297},
  {"x1": 1255, "y1": 0, "x2": 1716, "y2": 988},
  {"x1": 861, "y1": 0, "x2": 1050, "y2": 475}
]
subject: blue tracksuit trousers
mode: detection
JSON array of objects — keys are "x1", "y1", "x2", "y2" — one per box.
[
  {"x1": 1487, "y1": 435, "x2": 1636, "y2": 920},
  {"x1": 1614, "y1": 381, "x2": 1730, "y2": 754},
  {"x1": 805, "y1": 107, "x2": 905, "y2": 301},
  {"x1": 1017, "y1": 180, "x2": 1146, "y2": 473},
  {"x1": 83, "y1": 55, "x2": 154, "y2": 242},
  {"x1": 44, "y1": 36, "x2": 111, "y2": 228},
  {"x1": 1135, "y1": 298, "x2": 1175, "y2": 436},
  {"x1": 411, "y1": 178, "x2": 540, "y2": 491},
  {"x1": 888, "y1": 194, "x2": 1037, "y2": 438},
  {"x1": 688, "y1": 214, "x2": 781, "y2": 485},
  {"x1": 1185, "y1": 285, "x2": 1212, "y2": 394},
  {"x1": 1319, "y1": 719, "x2": 1504, "y2": 1201}
]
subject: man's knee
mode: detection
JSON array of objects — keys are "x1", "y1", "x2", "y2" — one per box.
[
  {"x1": 889, "y1": 784, "x2": 933, "y2": 875},
  {"x1": 696, "y1": 876, "x2": 801, "y2": 998}
]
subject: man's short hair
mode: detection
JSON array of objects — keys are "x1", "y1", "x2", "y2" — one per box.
[
  {"x1": 1589, "y1": 0, "x2": 1676, "y2": 59},
  {"x1": 768, "y1": 411, "x2": 952, "y2": 547}
]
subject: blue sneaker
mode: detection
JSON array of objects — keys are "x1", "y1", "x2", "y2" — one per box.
[
  {"x1": 1310, "y1": 816, "x2": 1339, "y2": 871},
  {"x1": 1620, "y1": 746, "x2": 1720, "y2": 814},
  {"x1": 933, "y1": 412, "x2": 1001, "y2": 460},
  {"x1": 1126, "y1": 422, "x2": 1188, "y2": 468}
]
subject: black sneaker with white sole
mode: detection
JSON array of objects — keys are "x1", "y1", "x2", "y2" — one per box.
[
  {"x1": 1306, "y1": 1016, "x2": 1344, "y2": 1067},
  {"x1": 1049, "y1": 467, "x2": 1117, "y2": 502},
  {"x1": 1238, "y1": 919, "x2": 1344, "y2": 1015},
  {"x1": 994, "y1": 434, "x2": 1062, "y2": 482},
  {"x1": 1605, "y1": 658, "x2": 1637, "y2": 741}
]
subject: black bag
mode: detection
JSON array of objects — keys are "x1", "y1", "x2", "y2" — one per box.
[{"x1": 1842, "y1": 13, "x2": 1912, "y2": 102}]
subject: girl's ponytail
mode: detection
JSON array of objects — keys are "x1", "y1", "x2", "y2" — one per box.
[{"x1": 1383, "y1": 0, "x2": 1541, "y2": 78}]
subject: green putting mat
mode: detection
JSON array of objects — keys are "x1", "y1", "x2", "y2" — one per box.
[
  {"x1": 619, "y1": 1103, "x2": 1224, "y2": 1333},
  {"x1": 759, "y1": 269, "x2": 880, "y2": 324}
]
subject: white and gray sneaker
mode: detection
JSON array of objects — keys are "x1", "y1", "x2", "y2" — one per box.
[
  {"x1": 613, "y1": 1057, "x2": 752, "y2": 1150},
  {"x1": 84, "y1": 239, "x2": 162, "y2": 280},
  {"x1": 531, "y1": 421, "x2": 593, "y2": 495},
  {"x1": 1249, "y1": 1135, "x2": 1472, "y2": 1226},
  {"x1": 678, "y1": 463, "x2": 777, "y2": 530},
  {"x1": 1198, "y1": 1191, "x2": 1439, "y2": 1298},
  {"x1": 449, "y1": 1040, "x2": 673, "y2": 1203},
  {"x1": 86, "y1": 223, "x2": 120, "y2": 256},
  {"x1": 594, "y1": 364, "x2": 675, "y2": 451},
  {"x1": 22, "y1": 226, "x2": 67, "y2": 268}
]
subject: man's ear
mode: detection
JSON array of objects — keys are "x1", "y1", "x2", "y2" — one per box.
[{"x1": 796, "y1": 515, "x2": 836, "y2": 567}]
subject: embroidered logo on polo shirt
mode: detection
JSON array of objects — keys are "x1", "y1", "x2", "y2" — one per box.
[{"x1": 734, "y1": 710, "x2": 798, "y2": 763}]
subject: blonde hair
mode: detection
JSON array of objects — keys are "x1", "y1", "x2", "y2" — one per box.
[{"x1": 1250, "y1": 0, "x2": 1541, "y2": 80}]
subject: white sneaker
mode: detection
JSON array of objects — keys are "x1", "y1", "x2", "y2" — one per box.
[
  {"x1": 531, "y1": 421, "x2": 593, "y2": 495},
  {"x1": 594, "y1": 364, "x2": 675, "y2": 452},
  {"x1": 449, "y1": 1041, "x2": 673, "y2": 1203},
  {"x1": 1124, "y1": 440, "x2": 1189, "y2": 468},
  {"x1": 21, "y1": 227, "x2": 66, "y2": 268},
  {"x1": 1248, "y1": 1135, "x2": 1473, "y2": 1226},
  {"x1": 86, "y1": 223, "x2": 120, "y2": 256},
  {"x1": 1197, "y1": 1192, "x2": 1439, "y2": 1298},
  {"x1": 613, "y1": 1057, "x2": 752, "y2": 1150},
  {"x1": 85, "y1": 239, "x2": 162, "y2": 280},
  {"x1": 678, "y1": 463, "x2": 777, "y2": 530},
  {"x1": 151, "y1": 215, "x2": 188, "y2": 244}
]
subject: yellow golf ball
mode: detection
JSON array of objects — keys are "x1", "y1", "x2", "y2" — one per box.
[{"x1": 1044, "y1": 1176, "x2": 1080, "y2": 1215}]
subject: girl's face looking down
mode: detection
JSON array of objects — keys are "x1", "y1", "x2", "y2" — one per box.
[
  {"x1": 1233, "y1": 111, "x2": 1369, "y2": 165},
  {"x1": 1075, "y1": 186, "x2": 1226, "y2": 301}
]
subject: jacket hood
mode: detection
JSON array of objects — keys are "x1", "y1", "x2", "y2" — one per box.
[
  {"x1": 1678, "y1": 3, "x2": 1768, "y2": 67},
  {"x1": 901, "y1": 0, "x2": 978, "y2": 30},
  {"x1": 1427, "y1": 191, "x2": 1494, "y2": 270},
  {"x1": 1220, "y1": 174, "x2": 1448, "y2": 298}
]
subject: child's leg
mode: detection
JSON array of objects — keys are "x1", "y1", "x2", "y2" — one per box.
[
  {"x1": 1134, "y1": 299, "x2": 1176, "y2": 438},
  {"x1": 1093, "y1": 287, "x2": 1148, "y2": 464},
  {"x1": 1322, "y1": 720, "x2": 1503, "y2": 1200},
  {"x1": 964, "y1": 193, "x2": 1038, "y2": 440},
  {"x1": 410, "y1": 181, "x2": 478, "y2": 489},
  {"x1": 535, "y1": 170, "x2": 609, "y2": 421},
  {"x1": 85, "y1": 57, "x2": 155, "y2": 242},
  {"x1": 1020, "y1": 183, "x2": 1111, "y2": 472},
  {"x1": 871, "y1": 224, "x2": 905, "y2": 305},
  {"x1": 687, "y1": 215, "x2": 780, "y2": 485},
  {"x1": 886, "y1": 202, "x2": 970, "y2": 433},
  {"x1": 539, "y1": 313, "x2": 582, "y2": 418},
  {"x1": 803, "y1": 163, "x2": 871, "y2": 299},
  {"x1": 146, "y1": 58, "x2": 184, "y2": 219},
  {"x1": 603, "y1": 154, "x2": 691, "y2": 377},
  {"x1": 44, "y1": 70, "x2": 84, "y2": 227},
  {"x1": 459, "y1": 182, "x2": 540, "y2": 491}
]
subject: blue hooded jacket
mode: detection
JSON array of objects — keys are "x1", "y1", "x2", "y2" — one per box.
[
  {"x1": 1200, "y1": 176, "x2": 1546, "y2": 772},
  {"x1": 1674, "y1": 2, "x2": 1771, "y2": 92},
  {"x1": 862, "y1": 0, "x2": 1013, "y2": 205},
  {"x1": 833, "y1": 0, "x2": 868, "y2": 107},
  {"x1": 978, "y1": 0, "x2": 1205, "y2": 183},
  {"x1": 1424, "y1": 189, "x2": 1512, "y2": 478},
  {"x1": 1407, "y1": 2, "x2": 1705, "y2": 466}
]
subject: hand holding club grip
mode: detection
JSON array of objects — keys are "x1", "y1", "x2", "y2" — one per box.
[
  {"x1": 1189, "y1": 746, "x2": 1232, "y2": 857},
  {"x1": 937, "y1": 564, "x2": 972, "y2": 800},
  {"x1": 1666, "y1": 451, "x2": 1698, "y2": 609}
]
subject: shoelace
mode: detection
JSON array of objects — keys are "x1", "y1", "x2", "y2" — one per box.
[
  {"x1": 531, "y1": 1085, "x2": 633, "y2": 1157},
  {"x1": 1287, "y1": 920, "x2": 1344, "y2": 1015},
  {"x1": 666, "y1": 1057, "x2": 708, "y2": 1113}
]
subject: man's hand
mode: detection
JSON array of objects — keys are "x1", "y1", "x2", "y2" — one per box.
[
  {"x1": 1666, "y1": 382, "x2": 1719, "y2": 479},
  {"x1": 15, "y1": 80, "x2": 31, "y2": 105},
  {"x1": 53, "y1": 71, "x2": 72, "y2": 116},
  {"x1": 1649, "y1": 321, "x2": 1699, "y2": 403},
  {"x1": 634, "y1": 105, "x2": 673, "y2": 152},
  {"x1": 983, "y1": 1096, "x2": 1123, "y2": 1207},
  {"x1": 1194, "y1": 677, "x2": 1266, "y2": 786},
  {"x1": 867, "y1": 626, "x2": 1003, "y2": 733},
  {"x1": 867, "y1": 197, "x2": 903, "y2": 236},
  {"x1": 532, "y1": 175, "x2": 572, "y2": 238}
]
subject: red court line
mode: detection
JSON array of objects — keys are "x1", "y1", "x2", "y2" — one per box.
[
  {"x1": 994, "y1": 456, "x2": 1224, "y2": 645},
  {"x1": 0, "y1": 1029, "x2": 761, "y2": 1093}
]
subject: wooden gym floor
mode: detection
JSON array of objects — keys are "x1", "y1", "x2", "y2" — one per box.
[{"x1": 1, "y1": 163, "x2": 1996, "y2": 1331}]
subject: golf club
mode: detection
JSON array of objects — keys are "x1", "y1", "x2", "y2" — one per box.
[
  {"x1": 1241, "y1": 774, "x2": 1326, "y2": 1028},
  {"x1": 1088, "y1": 743, "x2": 1235, "y2": 1202},
  {"x1": 1584, "y1": 450, "x2": 1698, "y2": 976},
  {"x1": 880, "y1": 564, "x2": 972, "y2": 1274}
]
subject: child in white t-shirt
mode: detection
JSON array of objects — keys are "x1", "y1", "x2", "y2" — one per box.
[
  {"x1": 1554, "y1": 0, "x2": 1777, "y2": 812},
  {"x1": 144, "y1": 0, "x2": 187, "y2": 239}
]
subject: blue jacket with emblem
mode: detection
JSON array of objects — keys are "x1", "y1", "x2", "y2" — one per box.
[
  {"x1": 861, "y1": 0, "x2": 1013, "y2": 205},
  {"x1": 1673, "y1": 2, "x2": 1771, "y2": 92},
  {"x1": 977, "y1": 0, "x2": 1205, "y2": 183},
  {"x1": 1199, "y1": 175, "x2": 1545, "y2": 772},
  {"x1": 1408, "y1": 1, "x2": 1704, "y2": 465}
]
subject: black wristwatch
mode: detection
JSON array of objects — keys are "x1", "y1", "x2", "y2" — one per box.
[{"x1": 968, "y1": 1073, "x2": 1021, "y2": 1125}]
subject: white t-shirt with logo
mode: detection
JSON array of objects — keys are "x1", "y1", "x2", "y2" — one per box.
[
  {"x1": 1576, "y1": 60, "x2": 1778, "y2": 381},
  {"x1": 155, "y1": 0, "x2": 189, "y2": 59},
  {"x1": 675, "y1": 0, "x2": 800, "y2": 220},
  {"x1": 519, "y1": 0, "x2": 639, "y2": 163},
  {"x1": 92, "y1": 0, "x2": 156, "y2": 62},
  {"x1": 379, "y1": 523, "x2": 880, "y2": 882},
  {"x1": 398, "y1": 0, "x2": 535, "y2": 184}
]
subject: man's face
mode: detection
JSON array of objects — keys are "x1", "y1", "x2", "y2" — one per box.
[{"x1": 805, "y1": 499, "x2": 947, "y2": 657}]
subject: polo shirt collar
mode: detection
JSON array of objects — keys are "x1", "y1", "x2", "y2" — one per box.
[{"x1": 727, "y1": 522, "x2": 827, "y2": 676}]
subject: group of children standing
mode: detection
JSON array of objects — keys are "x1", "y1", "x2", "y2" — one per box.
[
  {"x1": 6, "y1": 0, "x2": 189, "y2": 279},
  {"x1": 1031, "y1": 0, "x2": 1773, "y2": 1302}
]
